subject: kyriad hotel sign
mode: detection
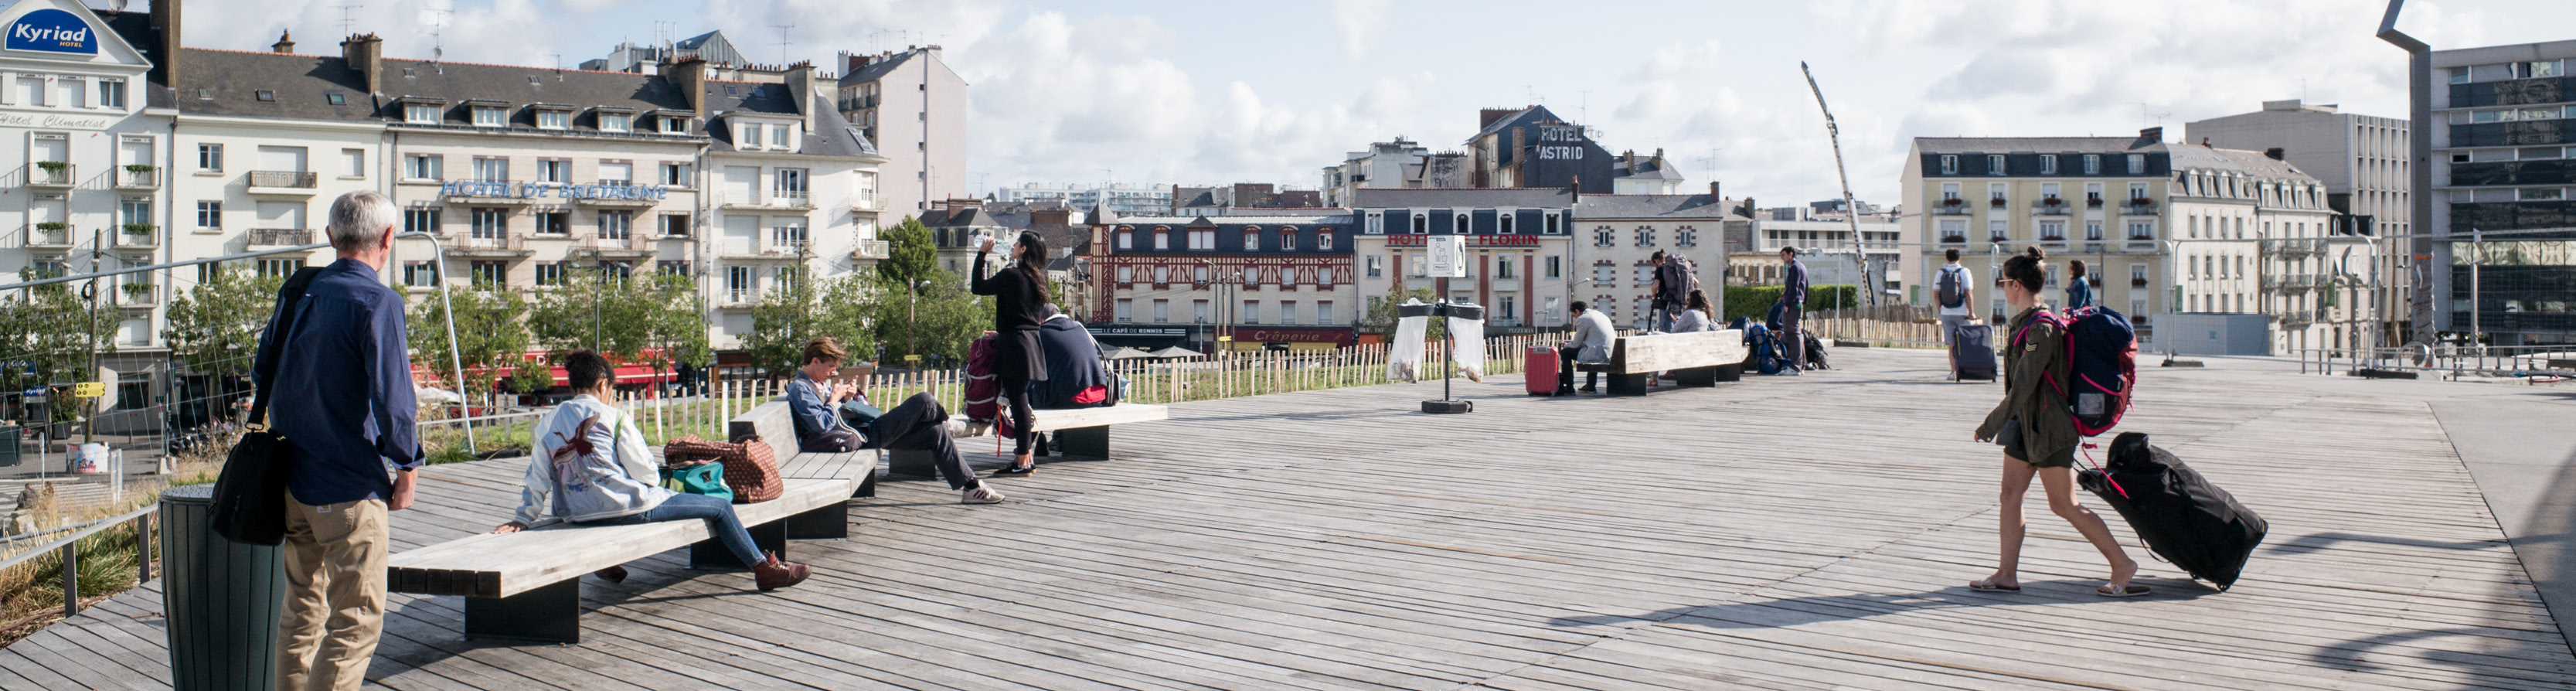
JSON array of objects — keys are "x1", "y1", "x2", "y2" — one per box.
[{"x1": 7, "y1": 9, "x2": 97, "y2": 55}]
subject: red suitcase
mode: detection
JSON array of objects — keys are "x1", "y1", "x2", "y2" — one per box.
[{"x1": 1524, "y1": 346, "x2": 1560, "y2": 395}]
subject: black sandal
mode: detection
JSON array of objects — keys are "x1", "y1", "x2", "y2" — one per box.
[{"x1": 992, "y1": 464, "x2": 1034, "y2": 476}]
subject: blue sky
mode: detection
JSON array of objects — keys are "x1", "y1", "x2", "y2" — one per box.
[{"x1": 150, "y1": 0, "x2": 2576, "y2": 206}]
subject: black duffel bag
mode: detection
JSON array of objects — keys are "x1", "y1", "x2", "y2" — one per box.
[{"x1": 209, "y1": 267, "x2": 322, "y2": 546}]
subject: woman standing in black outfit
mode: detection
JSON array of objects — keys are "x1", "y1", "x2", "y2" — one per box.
[{"x1": 973, "y1": 231, "x2": 1050, "y2": 475}]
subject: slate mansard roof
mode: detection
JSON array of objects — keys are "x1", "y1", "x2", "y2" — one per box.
[
  {"x1": 1573, "y1": 194, "x2": 1742, "y2": 220},
  {"x1": 1349, "y1": 188, "x2": 1576, "y2": 209},
  {"x1": 702, "y1": 80, "x2": 879, "y2": 158}
]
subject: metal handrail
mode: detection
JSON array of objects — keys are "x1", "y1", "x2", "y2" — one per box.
[{"x1": 0, "y1": 503, "x2": 156, "y2": 620}]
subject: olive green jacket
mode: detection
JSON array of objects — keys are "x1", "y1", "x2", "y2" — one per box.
[{"x1": 1976, "y1": 306, "x2": 2078, "y2": 462}]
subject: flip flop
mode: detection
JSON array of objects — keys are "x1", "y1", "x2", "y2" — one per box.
[
  {"x1": 1968, "y1": 579, "x2": 2020, "y2": 592},
  {"x1": 2095, "y1": 584, "x2": 2151, "y2": 597}
]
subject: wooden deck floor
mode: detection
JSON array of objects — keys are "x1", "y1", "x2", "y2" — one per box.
[{"x1": 7, "y1": 347, "x2": 2571, "y2": 690}]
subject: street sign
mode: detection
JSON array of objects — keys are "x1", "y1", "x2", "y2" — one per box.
[
  {"x1": 73, "y1": 382, "x2": 105, "y2": 398},
  {"x1": 1424, "y1": 236, "x2": 1468, "y2": 278},
  {"x1": 903, "y1": 355, "x2": 921, "y2": 362},
  {"x1": 20, "y1": 387, "x2": 45, "y2": 403}
]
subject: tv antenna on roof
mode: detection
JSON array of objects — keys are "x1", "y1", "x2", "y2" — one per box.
[
  {"x1": 771, "y1": 24, "x2": 794, "y2": 66},
  {"x1": 335, "y1": 4, "x2": 362, "y2": 39},
  {"x1": 2130, "y1": 101, "x2": 2170, "y2": 127},
  {"x1": 420, "y1": 8, "x2": 451, "y2": 60},
  {"x1": 1696, "y1": 147, "x2": 1725, "y2": 185}
]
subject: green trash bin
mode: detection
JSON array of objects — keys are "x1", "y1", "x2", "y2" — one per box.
[{"x1": 160, "y1": 484, "x2": 285, "y2": 691}]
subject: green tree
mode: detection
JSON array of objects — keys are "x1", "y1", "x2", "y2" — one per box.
[
  {"x1": 410, "y1": 281, "x2": 533, "y2": 397},
  {"x1": 865, "y1": 271, "x2": 987, "y2": 367},
  {"x1": 162, "y1": 264, "x2": 284, "y2": 376},
  {"x1": 740, "y1": 268, "x2": 873, "y2": 378},
  {"x1": 526, "y1": 266, "x2": 712, "y2": 389},
  {"x1": 876, "y1": 216, "x2": 939, "y2": 288},
  {"x1": 0, "y1": 271, "x2": 121, "y2": 423}
]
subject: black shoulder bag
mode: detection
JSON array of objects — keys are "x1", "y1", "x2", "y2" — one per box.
[{"x1": 209, "y1": 267, "x2": 325, "y2": 546}]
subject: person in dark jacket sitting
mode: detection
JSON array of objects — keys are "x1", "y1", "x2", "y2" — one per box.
[
  {"x1": 785, "y1": 337, "x2": 1005, "y2": 505},
  {"x1": 1029, "y1": 305, "x2": 1116, "y2": 409}
]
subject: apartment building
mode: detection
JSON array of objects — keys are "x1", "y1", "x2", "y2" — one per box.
[
  {"x1": 1464, "y1": 106, "x2": 1614, "y2": 191},
  {"x1": 2430, "y1": 40, "x2": 2576, "y2": 346},
  {"x1": 1732, "y1": 204, "x2": 1907, "y2": 301},
  {"x1": 1901, "y1": 131, "x2": 2173, "y2": 332},
  {"x1": 1350, "y1": 188, "x2": 1576, "y2": 331},
  {"x1": 1087, "y1": 212, "x2": 1357, "y2": 352},
  {"x1": 2166, "y1": 143, "x2": 2347, "y2": 354},
  {"x1": 836, "y1": 46, "x2": 966, "y2": 220},
  {"x1": 171, "y1": 40, "x2": 386, "y2": 301},
  {"x1": 2186, "y1": 100, "x2": 2409, "y2": 349},
  {"x1": 0, "y1": 0, "x2": 169, "y2": 349},
  {"x1": 992, "y1": 182, "x2": 1169, "y2": 217},
  {"x1": 1570, "y1": 188, "x2": 1741, "y2": 329},
  {"x1": 700, "y1": 70, "x2": 889, "y2": 348}
]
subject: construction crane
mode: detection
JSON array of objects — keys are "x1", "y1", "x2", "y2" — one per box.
[{"x1": 1800, "y1": 61, "x2": 1874, "y2": 309}]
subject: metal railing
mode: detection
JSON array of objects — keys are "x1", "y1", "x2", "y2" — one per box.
[
  {"x1": 2119, "y1": 201, "x2": 2159, "y2": 215},
  {"x1": 116, "y1": 167, "x2": 158, "y2": 189},
  {"x1": 451, "y1": 232, "x2": 526, "y2": 251},
  {"x1": 2030, "y1": 199, "x2": 2072, "y2": 215},
  {"x1": 21, "y1": 224, "x2": 71, "y2": 249},
  {"x1": 247, "y1": 228, "x2": 315, "y2": 247},
  {"x1": 852, "y1": 239, "x2": 890, "y2": 258},
  {"x1": 1931, "y1": 203, "x2": 1971, "y2": 216},
  {"x1": 247, "y1": 170, "x2": 318, "y2": 189},
  {"x1": 0, "y1": 504, "x2": 155, "y2": 621},
  {"x1": 773, "y1": 190, "x2": 812, "y2": 207},
  {"x1": 115, "y1": 225, "x2": 159, "y2": 247},
  {"x1": 852, "y1": 190, "x2": 881, "y2": 210},
  {"x1": 25, "y1": 162, "x2": 73, "y2": 187},
  {"x1": 2299, "y1": 344, "x2": 2576, "y2": 380}
]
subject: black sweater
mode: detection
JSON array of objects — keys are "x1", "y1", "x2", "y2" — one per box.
[{"x1": 970, "y1": 250, "x2": 1048, "y2": 332}]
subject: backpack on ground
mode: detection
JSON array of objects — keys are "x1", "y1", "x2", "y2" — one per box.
[
  {"x1": 2009, "y1": 305, "x2": 2138, "y2": 436},
  {"x1": 1936, "y1": 266, "x2": 1969, "y2": 310},
  {"x1": 1802, "y1": 332, "x2": 1829, "y2": 370},
  {"x1": 1743, "y1": 324, "x2": 1788, "y2": 375}
]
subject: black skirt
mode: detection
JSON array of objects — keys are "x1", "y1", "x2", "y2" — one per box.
[{"x1": 995, "y1": 328, "x2": 1049, "y2": 382}]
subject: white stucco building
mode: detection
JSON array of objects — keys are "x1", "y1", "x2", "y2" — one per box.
[{"x1": 0, "y1": 0, "x2": 170, "y2": 349}]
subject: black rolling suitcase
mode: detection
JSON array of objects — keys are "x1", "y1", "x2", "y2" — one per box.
[
  {"x1": 1802, "y1": 332, "x2": 1829, "y2": 369},
  {"x1": 1951, "y1": 324, "x2": 1996, "y2": 381},
  {"x1": 2077, "y1": 432, "x2": 2268, "y2": 591}
]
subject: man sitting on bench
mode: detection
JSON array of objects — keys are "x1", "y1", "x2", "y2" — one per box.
[
  {"x1": 493, "y1": 350, "x2": 811, "y2": 591},
  {"x1": 785, "y1": 337, "x2": 1008, "y2": 505}
]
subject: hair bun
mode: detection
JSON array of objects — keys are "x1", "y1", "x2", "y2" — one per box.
[{"x1": 2023, "y1": 246, "x2": 2047, "y2": 260}]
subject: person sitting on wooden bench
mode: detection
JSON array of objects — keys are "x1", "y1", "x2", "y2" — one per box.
[
  {"x1": 786, "y1": 337, "x2": 1008, "y2": 505},
  {"x1": 1555, "y1": 301, "x2": 1615, "y2": 396},
  {"x1": 492, "y1": 350, "x2": 812, "y2": 591}
]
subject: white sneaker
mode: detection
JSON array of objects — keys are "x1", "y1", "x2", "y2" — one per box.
[{"x1": 961, "y1": 485, "x2": 1006, "y2": 504}]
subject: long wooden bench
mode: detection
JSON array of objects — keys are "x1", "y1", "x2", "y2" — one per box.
[
  {"x1": 1573, "y1": 328, "x2": 1749, "y2": 396},
  {"x1": 936, "y1": 403, "x2": 1169, "y2": 477},
  {"x1": 387, "y1": 402, "x2": 880, "y2": 644},
  {"x1": 385, "y1": 474, "x2": 859, "y2": 643}
]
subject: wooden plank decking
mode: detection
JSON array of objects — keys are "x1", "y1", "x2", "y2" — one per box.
[{"x1": 6, "y1": 347, "x2": 2570, "y2": 690}]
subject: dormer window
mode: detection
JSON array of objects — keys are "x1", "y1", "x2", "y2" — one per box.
[
  {"x1": 771, "y1": 124, "x2": 791, "y2": 148},
  {"x1": 536, "y1": 110, "x2": 569, "y2": 129},
  {"x1": 600, "y1": 113, "x2": 631, "y2": 132},
  {"x1": 255, "y1": 90, "x2": 275, "y2": 102},
  {"x1": 660, "y1": 115, "x2": 687, "y2": 133},
  {"x1": 471, "y1": 106, "x2": 505, "y2": 127},
  {"x1": 404, "y1": 103, "x2": 437, "y2": 124}
]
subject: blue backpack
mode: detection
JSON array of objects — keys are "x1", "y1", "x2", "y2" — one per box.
[
  {"x1": 1742, "y1": 323, "x2": 1789, "y2": 375},
  {"x1": 2009, "y1": 305, "x2": 2139, "y2": 436}
]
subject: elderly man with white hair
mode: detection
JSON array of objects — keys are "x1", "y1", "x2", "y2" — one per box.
[{"x1": 250, "y1": 190, "x2": 421, "y2": 691}]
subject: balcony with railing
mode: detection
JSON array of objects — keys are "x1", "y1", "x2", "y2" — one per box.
[
  {"x1": 115, "y1": 282, "x2": 158, "y2": 308},
  {"x1": 1988, "y1": 197, "x2": 2008, "y2": 209},
  {"x1": 246, "y1": 170, "x2": 320, "y2": 196},
  {"x1": 115, "y1": 224, "x2": 159, "y2": 249},
  {"x1": 247, "y1": 228, "x2": 315, "y2": 247},
  {"x1": 25, "y1": 162, "x2": 73, "y2": 189},
  {"x1": 2125, "y1": 236, "x2": 2159, "y2": 252},
  {"x1": 2118, "y1": 199, "x2": 2159, "y2": 216},
  {"x1": 722, "y1": 288, "x2": 757, "y2": 306},
  {"x1": 573, "y1": 233, "x2": 654, "y2": 258},
  {"x1": 1932, "y1": 199, "x2": 1972, "y2": 216},
  {"x1": 19, "y1": 224, "x2": 72, "y2": 250},
  {"x1": 116, "y1": 166, "x2": 158, "y2": 190},
  {"x1": 851, "y1": 239, "x2": 890, "y2": 260},
  {"x1": 2030, "y1": 198, "x2": 2072, "y2": 216},
  {"x1": 446, "y1": 232, "x2": 531, "y2": 256},
  {"x1": 851, "y1": 190, "x2": 882, "y2": 211}
]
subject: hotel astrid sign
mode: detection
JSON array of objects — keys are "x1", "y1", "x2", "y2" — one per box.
[{"x1": 441, "y1": 180, "x2": 670, "y2": 201}]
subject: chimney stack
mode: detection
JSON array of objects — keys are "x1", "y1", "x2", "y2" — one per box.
[
  {"x1": 2265, "y1": 147, "x2": 2286, "y2": 160},
  {"x1": 2138, "y1": 126, "x2": 2163, "y2": 143},
  {"x1": 340, "y1": 33, "x2": 384, "y2": 95},
  {"x1": 1710, "y1": 181, "x2": 1720, "y2": 200},
  {"x1": 148, "y1": 0, "x2": 182, "y2": 88},
  {"x1": 660, "y1": 56, "x2": 710, "y2": 120},
  {"x1": 272, "y1": 30, "x2": 294, "y2": 54}
]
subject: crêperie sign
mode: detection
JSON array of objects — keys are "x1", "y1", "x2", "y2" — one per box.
[{"x1": 7, "y1": 9, "x2": 97, "y2": 56}]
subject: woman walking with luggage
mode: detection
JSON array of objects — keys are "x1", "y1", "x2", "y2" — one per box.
[
  {"x1": 973, "y1": 231, "x2": 1048, "y2": 475},
  {"x1": 2064, "y1": 260, "x2": 2094, "y2": 308},
  {"x1": 1970, "y1": 247, "x2": 2146, "y2": 597}
]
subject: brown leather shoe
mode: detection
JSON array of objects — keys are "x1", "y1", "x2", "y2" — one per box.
[
  {"x1": 754, "y1": 551, "x2": 810, "y2": 592},
  {"x1": 592, "y1": 565, "x2": 629, "y2": 584}
]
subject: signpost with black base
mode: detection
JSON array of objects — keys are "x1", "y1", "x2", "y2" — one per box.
[{"x1": 1409, "y1": 300, "x2": 1484, "y2": 414}]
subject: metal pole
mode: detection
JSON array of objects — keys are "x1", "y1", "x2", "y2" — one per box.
[
  {"x1": 2379, "y1": 0, "x2": 2435, "y2": 346},
  {"x1": 2469, "y1": 227, "x2": 2480, "y2": 349},
  {"x1": 424, "y1": 234, "x2": 474, "y2": 453},
  {"x1": 61, "y1": 540, "x2": 77, "y2": 618}
]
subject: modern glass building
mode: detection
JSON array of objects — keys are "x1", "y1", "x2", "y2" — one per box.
[{"x1": 2434, "y1": 39, "x2": 2576, "y2": 345}]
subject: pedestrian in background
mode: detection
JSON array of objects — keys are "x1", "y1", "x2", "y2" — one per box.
[
  {"x1": 1775, "y1": 247, "x2": 1809, "y2": 375},
  {"x1": 2064, "y1": 259, "x2": 2095, "y2": 309},
  {"x1": 972, "y1": 231, "x2": 1050, "y2": 475},
  {"x1": 253, "y1": 191, "x2": 418, "y2": 691}
]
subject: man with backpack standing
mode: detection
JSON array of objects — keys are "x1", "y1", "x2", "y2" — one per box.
[
  {"x1": 1776, "y1": 247, "x2": 1809, "y2": 374},
  {"x1": 1935, "y1": 247, "x2": 1975, "y2": 357}
]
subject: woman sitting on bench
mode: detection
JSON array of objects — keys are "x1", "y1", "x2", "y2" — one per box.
[
  {"x1": 493, "y1": 350, "x2": 812, "y2": 592},
  {"x1": 785, "y1": 337, "x2": 1007, "y2": 505}
]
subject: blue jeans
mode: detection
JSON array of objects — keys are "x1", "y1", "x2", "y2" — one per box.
[{"x1": 582, "y1": 492, "x2": 764, "y2": 568}]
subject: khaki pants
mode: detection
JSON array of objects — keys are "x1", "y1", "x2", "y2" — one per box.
[{"x1": 277, "y1": 497, "x2": 388, "y2": 691}]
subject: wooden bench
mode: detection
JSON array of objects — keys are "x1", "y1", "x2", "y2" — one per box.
[
  {"x1": 386, "y1": 475, "x2": 860, "y2": 643},
  {"x1": 934, "y1": 403, "x2": 1169, "y2": 477},
  {"x1": 1574, "y1": 328, "x2": 1749, "y2": 396},
  {"x1": 729, "y1": 400, "x2": 880, "y2": 512}
]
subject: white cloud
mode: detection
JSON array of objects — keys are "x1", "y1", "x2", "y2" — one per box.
[{"x1": 1329, "y1": 0, "x2": 1389, "y2": 60}]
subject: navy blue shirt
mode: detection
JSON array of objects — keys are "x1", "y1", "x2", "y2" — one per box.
[
  {"x1": 1781, "y1": 259, "x2": 1809, "y2": 308},
  {"x1": 252, "y1": 259, "x2": 423, "y2": 506}
]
